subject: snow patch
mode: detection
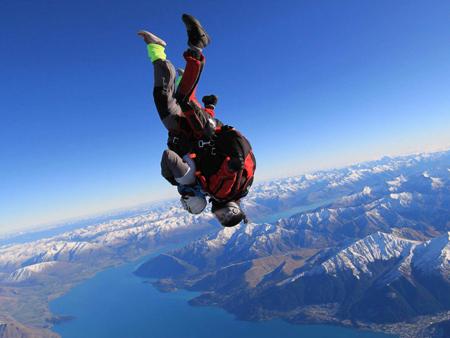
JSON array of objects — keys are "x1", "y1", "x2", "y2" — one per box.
[
  {"x1": 387, "y1": 175, "x2": 407, "y2": 192},
  {"x1": 8, "y1": 261, "x2": 60, "y2": 282},
  {"x1": 390, "y1": 192, "x2": 413, "y2": 207},
  {"x1": 289, "y1": 232, "x2": 416, "y2": 282},
  {"x1": 430, "y1": 177, "x2": 444, "y2": 189}
]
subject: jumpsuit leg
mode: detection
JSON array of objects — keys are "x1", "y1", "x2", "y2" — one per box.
[
  {"x1": 174, "y1": 51, "x2": 219, "y2": 138},
  {"x1": 152, "y1": 59, "x2": 183, "y2": 132},
  {"x1": 175, "y1": 51, "x2": 206, "y2": 109}
]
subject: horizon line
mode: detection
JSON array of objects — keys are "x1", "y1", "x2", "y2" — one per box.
[{"x1": 2, "y1": 145, "x2": 449, "y2": 239}]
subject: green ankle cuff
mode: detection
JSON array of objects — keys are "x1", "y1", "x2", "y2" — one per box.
[
  {"x1": 175, "y1": 74, "x2": 182, "y2": 87},
  {"x1": 147, "y1": 43, "x2": 166, "y2": 62}
]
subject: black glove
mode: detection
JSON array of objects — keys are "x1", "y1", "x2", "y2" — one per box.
[{"x1": 202, "y1": 95, "x2": 218, "y2": 108}]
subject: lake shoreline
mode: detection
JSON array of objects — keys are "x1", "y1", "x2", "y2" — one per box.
[
  {"x1": 0, "y1": 226, "x2": 215, "y2": 337},
  {"x1": 152, "y1": 276, "x2": 445, "y2": 338},
  {"x1": 51, "y1": 254, "x2": 396, "y2": 338}
]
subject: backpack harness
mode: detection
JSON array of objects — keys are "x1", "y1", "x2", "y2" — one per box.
[{"x1": 189, "y1": 126, "x2": 256, "y2": 203}]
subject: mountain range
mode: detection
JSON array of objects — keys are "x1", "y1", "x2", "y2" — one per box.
[
  {"x1": 136, "y1": 150, "x2": 450, "y2": 338},
  {"x1": 0, "y1": 150, "x2": 449, "y2": 338}
]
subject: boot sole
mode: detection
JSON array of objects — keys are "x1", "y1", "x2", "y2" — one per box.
[{"x1": 138, "y1": 30, "x2": 167, "y2": 47}]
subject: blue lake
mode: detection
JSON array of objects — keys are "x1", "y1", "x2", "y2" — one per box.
[
  {"x1": 253, "y1": 199, "x2": 337, "y2": 224},
  {"x1": 50, "y1": 252, "x2": 397, "y2": 338}
]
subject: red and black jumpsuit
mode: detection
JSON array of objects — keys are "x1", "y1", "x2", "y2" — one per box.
[{"x1": 152, "y1": 49, "x2": 256, "y2": 203}]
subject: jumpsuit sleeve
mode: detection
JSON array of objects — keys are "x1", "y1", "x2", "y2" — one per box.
[{"x1": 160, "y1": 149, "x2": 190, "y2": 186}]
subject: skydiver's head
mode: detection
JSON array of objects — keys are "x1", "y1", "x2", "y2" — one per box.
[
  {"x1": 202, "y1": 95, "x2": 218, "y2": 109},
  {"x1": 211, "y1": 200, "x2": 247, "y2": 227}
]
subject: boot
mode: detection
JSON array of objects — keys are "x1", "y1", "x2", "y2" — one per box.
[
  {"x1": 182, "y1": 14, "x2": 210, "y2": 50},
  {"x1": 137, "y1": 30, "x2": 166, "y2": 46}
]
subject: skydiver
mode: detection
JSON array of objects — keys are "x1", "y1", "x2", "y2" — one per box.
[{"x1": 138, "y1": 14, "x2": 256, "y2": 227}]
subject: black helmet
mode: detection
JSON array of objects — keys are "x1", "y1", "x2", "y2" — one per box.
[{"x1": 212, "y1": 201, "x2": 247, "y2": 227}]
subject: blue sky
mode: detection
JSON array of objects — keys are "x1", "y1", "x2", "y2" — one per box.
[{"x1": 1, "y1": 0, "x2": 449, "y2": 234}]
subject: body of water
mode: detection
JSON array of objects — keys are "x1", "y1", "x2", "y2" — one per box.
[
  {"x1": 50, "y1": 253, "x2": 396, "y2": 338},
  {"x1": 255, "y1": 199, "x2": 336, "y2": 224}
]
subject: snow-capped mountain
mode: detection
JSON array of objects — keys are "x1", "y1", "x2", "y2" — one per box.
[
  {"x1": 137, "y1": 150, "x2": 450, "y2": 329},
  {"x1": 242, "y1": 232, "x2": 450, "y2": 324},
  {"x1": 8, "y1": 261, "x2": 62, "y2": 283},
  {"x1": 0, "y1": 203, "x2": 214, "y2": 282},
  {"x1": 244, "y1": 150, "x2": 449, "y2": 212},
  {"x1": 139, "y1": 150, "x2": 449, "y2": 281},
  {"x1": 287, "y1": 231, "x2": 449, "y2": 289},
  {"x1": 413, "y1": 232, "x2": 450, "y2": 277},
  {"x1": 299, "y1": 231, "x2": 418, "y2": 280}
]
